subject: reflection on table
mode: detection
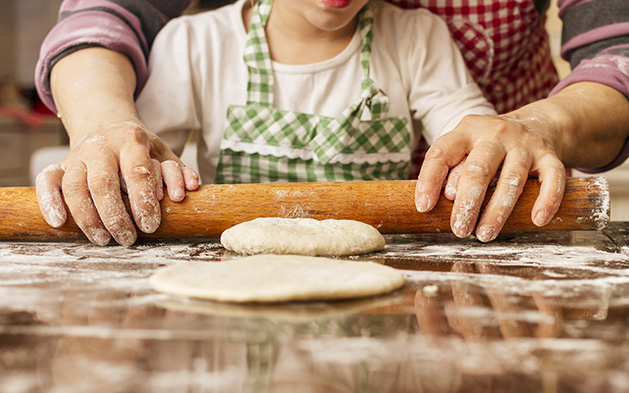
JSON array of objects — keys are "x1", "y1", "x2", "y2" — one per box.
[{"x1": 1, "y1": 224, "x2": 629, "y2": 392}]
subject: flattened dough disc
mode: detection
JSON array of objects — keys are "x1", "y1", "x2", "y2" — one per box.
[
  {"x1": 149, "y1": 255, "x2": 405, "y2": 303},
  {"x1": 220, "y1": 217, "x2": 385, "y2": 256}
]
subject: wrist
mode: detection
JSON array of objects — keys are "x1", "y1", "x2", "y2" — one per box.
[
  {"x1": 500, "y1": 99, "x2": 571, "y2": 164},
  {"x1": 51, "y1": 47, "x2": 141, "y2": 146}
]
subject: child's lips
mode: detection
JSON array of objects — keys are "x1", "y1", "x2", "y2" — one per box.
[{"x1": 318, "y1": 0, "x2": 352, "y2": 8}]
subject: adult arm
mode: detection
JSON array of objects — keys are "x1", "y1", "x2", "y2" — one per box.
[
  {"x1": 415, "y1": 0, "x2": 629, "y2": 242},
  {"x1": 36, "y1": 47, "x2": 199, "y2": 246},
  {"x1": 36, "y1": 0, "x2": 192, "y2": 114},
  {"x1": 553, "y1": 0, "x2": 629, "y2": 171},
  {"x1": 35, "y1": 1, "x2": 197, "y2": 245}
]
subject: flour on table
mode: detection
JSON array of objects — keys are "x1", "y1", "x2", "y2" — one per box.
[
  {"x1": 220, "y1": 217, "x2": 385, "y2": 256},
  {"x1": 149, "y1": 254, "x2": 404, "y2": 303}
]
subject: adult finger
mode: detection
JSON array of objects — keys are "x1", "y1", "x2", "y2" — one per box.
[
  {"x1": 450, "y1": 141, "x2": 505, "y2": 238},
  {"x1": 530, "y1": 155, "x2": 566, "y2": 227},
  {"x1": 475, "y1": 147, "x2": 532, "y2": 242},
  {"x1": 182, "y1": 167, "x2": 200, "y2": 191},
  {"x1": 60, "y1": 164, "x2": 111, "y2": 246},
  {"x1": 119, "y1": 132, "x2": 161, "y2": 234},
  {"x1": 85, "y1": 156, "x2": 137, "y2": 246},
  {"x1": 161, "y1": 160, "x2": 186, "y2": 202},
  {"x1": 36, "y1": 163, "x2": 68, "y2": 228},
  {"x1": 415, "y1": 133, "x2": 468, "y2": 213},
  {"x1": 444, "y1": 158, "x2": 466, "y2": 201}
]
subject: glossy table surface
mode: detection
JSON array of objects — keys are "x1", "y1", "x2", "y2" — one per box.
[{"x1": 1, "y1": 223, "x2": 629, "y2": 393}]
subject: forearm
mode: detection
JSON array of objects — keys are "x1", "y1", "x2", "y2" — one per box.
[
  {"x1": 36, "y1": 0, "x2": 192, "y2": 113},
  {"x1": 503, "y1": 82, "x2": 629, "y2": 169},
  {"x1": 51, "y1": 47, "x2": 141, "y2": 148}
]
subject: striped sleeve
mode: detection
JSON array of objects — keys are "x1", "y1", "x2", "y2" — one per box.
[
  {"x1": 551, "y1": 0, "x2": 629, "y2": 173},
  {"x1": 551, "y1": 0, "x2": 629, "y2": 98},
  {"x1": 35, "y1": 0, "x2": 192, "y2": 113}
]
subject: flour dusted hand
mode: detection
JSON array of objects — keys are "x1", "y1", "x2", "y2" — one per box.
[{"x1": 220, "y1": 217, "x2": 385, "y2": 256}]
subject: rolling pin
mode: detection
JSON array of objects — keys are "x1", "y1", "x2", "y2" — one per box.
[{"x1": 0, "y1": 177, "x2": 610, "y2": 241}]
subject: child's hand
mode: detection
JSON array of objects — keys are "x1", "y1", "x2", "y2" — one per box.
[
  {"x1": 415, "y1": 113, "x2": 566, "y2": 242},
  {"x1": 35, "y1": 122, "x2": 199, "y2": 246}
]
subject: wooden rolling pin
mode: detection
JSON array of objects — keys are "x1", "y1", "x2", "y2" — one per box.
[{"x1": 0, "y1": 177, "x2": 610, "y2": 242}]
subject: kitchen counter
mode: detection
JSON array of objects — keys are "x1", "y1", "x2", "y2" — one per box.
[{"x1": 1, "y1": 224, "x2": 629, "y2": 393}]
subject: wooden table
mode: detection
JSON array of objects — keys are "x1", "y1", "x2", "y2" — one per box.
[{"x1": 1, "y1": 224, "x2": 629, "y2": 393}]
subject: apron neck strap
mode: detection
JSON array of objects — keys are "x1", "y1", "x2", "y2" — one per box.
[
  {"x1": 243, "y1": 0, "x2": 379, "y2": 109},
  {"x1": 243, "y1": 0, "x2": 274, "y2": 106}
]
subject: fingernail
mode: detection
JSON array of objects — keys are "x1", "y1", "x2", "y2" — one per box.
[
  {"x1": 46, "y1": 210, "x2": 66, "y2": 228},
  {"x1": 476, "y1": 225, "x2": 496, "y2": 242},
  {"x1": 453, "y1": 220, "x2": 470, "y2": 238},
  {"x1": 91, "y1": 228, "x2": 111, "y2": 246},
  {"x1": 444, "y1": 185, "x2": 456, "y2": 200},
  {"x1": 533, "y1": 211, "x2": 550, "y2": 227},
  {"x1": 140, "y1": 215, "x2": 160, "y2": 234},
  {"x1": 416, "y1": 193, "x2": 430, "y2": 212},
  {"x1": 117, "y1": 230, "x2": 137, "y2": 247},
  {"x1": 172, "y1": 189, "x2": 185, "y2": 201}
]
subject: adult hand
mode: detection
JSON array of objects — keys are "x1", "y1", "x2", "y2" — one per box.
[
  {"x1": 415, "y1": 113, "x2": 565, "y2": 242},
  {"x1": 34, "y1": 47, "x2": 198, "y2": 246},
  {"x1": 36, "y1": 122, "x2": 199, "y2": 246},
  {"x1": 415, "y1": 82, "x2": 629, "y2": 242}
]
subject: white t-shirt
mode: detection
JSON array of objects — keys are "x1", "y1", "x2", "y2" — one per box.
[{"x1": 136, "y1": 0, "x2": 496, "y2": 184}]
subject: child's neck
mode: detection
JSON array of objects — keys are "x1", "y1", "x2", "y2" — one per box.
[{"x1": 243, "y1": 1, "x2": 358, "y2": 65}]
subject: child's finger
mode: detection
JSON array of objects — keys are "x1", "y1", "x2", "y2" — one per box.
[{"x1": 182, "y1": 167, "x2": 200, "y2": 191}]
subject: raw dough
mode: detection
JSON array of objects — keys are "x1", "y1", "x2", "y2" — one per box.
[
  {"x1": 149, "y1": 255, "x2": 405, "y2": 303},
  {"x1": 220, "y1": 217, "x2": 385, "y2": 256}
]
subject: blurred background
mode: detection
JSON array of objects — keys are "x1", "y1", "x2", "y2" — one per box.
[{"x1": 1, "y1": 0, "x2": 626, "y2": 219}]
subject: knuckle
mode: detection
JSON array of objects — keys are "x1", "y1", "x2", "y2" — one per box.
[
  {"x1": 126, "y1": 164, "x2": 153, "y2": 180},
  {"x1": 102, "y1": 215, "x2": 128, "y2": 231},
  {"x1": 458, "y1": 113, "x2": 486, "y2": 128},
  {"x1": 464, "y1": 160, "x2": 492, "y2": 180},
  {"x1": 125, "y1": 125, "x2": 150, "y2": 146},
  {"x1": 501, "y1": 172, "x2": 526, "y2": 190},
  {"x1": 61, "y1": 176, "x2": 85, "y2": 197},
  {"x1": 425, "y1": 145, "x2": 446, "y2": 161},
  {"x1": 88, "y1": 172, "x2": 119, "y2": 192}
]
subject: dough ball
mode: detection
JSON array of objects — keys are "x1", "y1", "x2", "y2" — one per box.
[{"x1": 220, "y1": 217, "x2": 385, "y2": 256}]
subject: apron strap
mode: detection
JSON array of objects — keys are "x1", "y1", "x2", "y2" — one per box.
[
  {"x1": 244, "y1": 0, "x2": 274, "y2": 107},
  {"x1": 358, "y1": 6, "x2": 389, "y2": 120},
  {"x1": 243, "y1": 0, "x2": 388, "y2": 117}
]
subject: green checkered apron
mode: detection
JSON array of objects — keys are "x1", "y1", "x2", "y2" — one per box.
[{"x1": 216, "y1": 0, "x2": 411, "y2": 183}]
